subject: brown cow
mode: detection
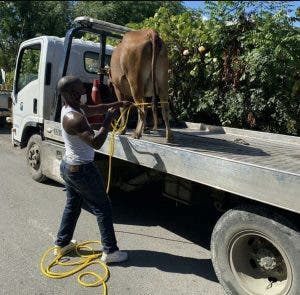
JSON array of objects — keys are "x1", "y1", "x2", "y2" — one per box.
[{"x1": 109, "y1": 29, "x2": 173, "y2": 142}]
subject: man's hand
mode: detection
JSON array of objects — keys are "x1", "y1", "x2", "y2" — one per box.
[
  {"x1": 106, "y1": 106, "x2": 120, "y2": 118},
  {"x1": 121, "y1": 101, "x2": 132, "y2": 107},
  {"x1": 108, "y1": 106, "x2": 119, "y2": 114},
  {"x1": 103, "y1": 107, "x2": 118, "y2": 123}
]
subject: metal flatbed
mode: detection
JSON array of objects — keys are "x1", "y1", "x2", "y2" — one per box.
[
  {"x1": 100, "y1": 123, "x2": 300, "y2": 214},
  {"x1": 44, "y1": 120, "x2": 300, "y2": 214}
]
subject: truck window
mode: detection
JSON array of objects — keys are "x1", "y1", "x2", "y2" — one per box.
[
  {"x1": 16, "y1": 44, "x2": 41, "y2": 93},
  {"x1": 84, "y1": 51, "x2": 111, "y2": 74}
]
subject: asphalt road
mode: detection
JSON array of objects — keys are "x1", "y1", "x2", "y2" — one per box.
[{"x1": 0, "y1": 125, "x2": 224, "y2": 295}]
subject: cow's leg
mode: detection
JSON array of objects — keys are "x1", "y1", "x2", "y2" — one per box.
[
  {"x1": 127, "y1": 78, "x2": 146, "y2": 139},
  {"x1": 161, "y1": 100, "x2": 173, "y2": 143},
  {"x1": 113, "y1": 87, "x2": 126, "y2": 135},
  {"x1": 152, "y1": 101, "x2": 158, "y2": 132},
  {"x1": 143, "y1": 104, "x2": 151, "y2": 134},
  {"x1": 134, "y1": 99, "x2": 146, "y2": 139}
]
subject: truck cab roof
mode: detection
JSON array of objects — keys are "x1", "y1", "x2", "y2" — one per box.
[{"x1": 19, "y1": 35, "x2": 115, "y2": 53}]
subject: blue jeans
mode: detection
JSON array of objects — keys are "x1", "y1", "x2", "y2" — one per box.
[{"x1": 55, "y1": 160, "x2": 119, "y2": 254}]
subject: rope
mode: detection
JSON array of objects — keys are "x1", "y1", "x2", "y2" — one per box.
[
  {"x1": 40, "y1": 241, "x2": 109, "y2": 293},
  {"x1": 106, "y1": 101, "x2": 169, "y2": 193}
]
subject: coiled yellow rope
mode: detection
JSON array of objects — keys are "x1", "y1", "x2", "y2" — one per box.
[{"x1": 40, "y1": 241, "x2": 109, "y2": 293}]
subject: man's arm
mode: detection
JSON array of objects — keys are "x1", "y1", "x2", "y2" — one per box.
[
  {"x1": 81, "y1": 101, "x2": 132, "y2": 117},
  {"x1": 63, "y1": 109, "x2": 116, "y2": 150}
]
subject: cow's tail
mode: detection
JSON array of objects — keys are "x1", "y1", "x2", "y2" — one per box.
[{"x1": 150, "y1": 30, "x2": 162, "y2": 112}]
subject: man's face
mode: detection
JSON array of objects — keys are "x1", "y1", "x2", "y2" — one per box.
[{"x1": 65, "y1": 80, "x2": 86, "y2": 107}]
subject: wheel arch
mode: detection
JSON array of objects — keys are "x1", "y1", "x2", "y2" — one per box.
[{"x1": 20, "y1": 122, "x2": 43, "y2": 148}]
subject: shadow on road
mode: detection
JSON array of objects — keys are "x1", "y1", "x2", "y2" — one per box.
[
  {"x1": 43, "y1": 178, "x2": 65, "y2": 188},
  {"x1": 0, "y1": 125, "x2": 11, "y2": 134},
  {"x1": 110, "y1": 187, "x2": 219, "y2": 250},
  {"x1": 122, "y1": 250, "x2": 218, "y2": 282},
  {"x1": 81, "y1": 187, "x2": 218, "y2": 250},
  {"x1": 64, "y1": 246, "x2": 218, "y2": 283},
  {"x1": 79, "y1": 184, "x2": 220, "y2": 283}
]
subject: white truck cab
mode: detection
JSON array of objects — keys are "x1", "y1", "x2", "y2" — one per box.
[
  {"x1": 12, "y1": 33, "x2": 114, "y2": 146},
  {"x1": 12, "y1": 17, "x2": 125, "y2": 147}
]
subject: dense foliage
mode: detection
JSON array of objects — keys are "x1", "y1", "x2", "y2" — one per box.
[
  {"x1": 0, "y1": 1, "x2": 184, "y2": 85},
  {"x1": 0, "y1": 1, "x2": 299, "y2": 135},
  {"x1": 130, "y1": 2, "x2": 300, "y2": 135},
  {"x1": 73, "y1": 1, "x2": 185, "y2": 26},
  {"x1": 0, "y1": 1, "x2": 71, "y2": 72}
]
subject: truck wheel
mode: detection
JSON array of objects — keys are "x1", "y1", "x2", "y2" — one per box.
[
  {"x1": 26, "y1": 134, "x2": 47, "y2": 182},
  {"x1": 211, "y1": 205, "x2": 300, "y2": 295}
]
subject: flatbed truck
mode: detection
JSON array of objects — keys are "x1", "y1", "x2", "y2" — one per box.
[{"x1": 11, "y1": 17, "x2": 300, "y2": 295}]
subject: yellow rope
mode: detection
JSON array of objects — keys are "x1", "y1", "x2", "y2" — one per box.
[
  {"x1": 40, "y1": 241, "x2": 109, "y2": 293},
  {"x1": 106, "y1": 103, "x2": 136, "y2": 193},
  {"x1": 106, "y1": 101, "x2": 169, "y2": 193}
]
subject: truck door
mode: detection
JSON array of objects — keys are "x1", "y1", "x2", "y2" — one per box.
[{"x1": 12, "y1": 41, "x2": 43, "y2": 143}]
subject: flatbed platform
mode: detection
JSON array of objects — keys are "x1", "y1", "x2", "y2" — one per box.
[
  {"x1": 139, "y1": 124, "x2": 300, "y2": 176},
  {"x1": 44, "y1": 120, "x2": 300, "y2": 213},
  {"x1": 100, "y1": 124, "x2": 300, "y2": 213}
]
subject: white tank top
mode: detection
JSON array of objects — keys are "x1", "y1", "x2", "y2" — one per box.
[{"x1": 61, "y1": 105, "x2": 95, "y2": 165}]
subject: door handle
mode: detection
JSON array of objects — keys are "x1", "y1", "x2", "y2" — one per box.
[{"x1": 33, "y1": 98, "x2": 37, "y2": 114}]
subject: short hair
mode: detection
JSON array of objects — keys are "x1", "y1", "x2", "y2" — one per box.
[{"x1": 57, "y1": 76, "x2": 81, "y2": 95}]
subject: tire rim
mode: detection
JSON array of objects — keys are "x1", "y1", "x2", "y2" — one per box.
[
  {"x1": 28, "y1": 143, "x2": 41, "y2": 171},
  {"x1": 228, "y1": 230, "x2": 293, "y2": 295}
]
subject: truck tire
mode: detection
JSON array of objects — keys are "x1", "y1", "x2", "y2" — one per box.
[
  {"x1": 211, "y1": 205, "x2": 300, "y2": 295},
  {"x1": 26, "y1": 134, "x2": 47, "y2": 182}
]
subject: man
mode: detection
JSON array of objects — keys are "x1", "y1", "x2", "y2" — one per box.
[{"x1": 54, "y1": 75, "x2": 131, "y2": 263}]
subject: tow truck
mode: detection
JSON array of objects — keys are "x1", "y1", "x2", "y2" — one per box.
[{"x1": 11, "y1": 17, "x2": 300, "y2": 295}]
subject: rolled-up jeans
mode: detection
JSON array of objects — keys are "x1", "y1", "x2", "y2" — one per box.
[{"x1": 55, "y1": 160, "x2": 119, "y2": 254}]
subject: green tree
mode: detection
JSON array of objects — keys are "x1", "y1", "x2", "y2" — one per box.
[
  {"x1": 133, "y1": 2, "x2": 300, "y2": 135},
  {"x1": 72, "y1": 1, "x2": 185, "y2": 26},
  {"x1": 0, "y1": 1, "x2": 71, "y2": 72}
]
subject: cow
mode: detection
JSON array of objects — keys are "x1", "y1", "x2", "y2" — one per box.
[{"x1": 108, "y1": 28, "x2": 173, "y2": 143}]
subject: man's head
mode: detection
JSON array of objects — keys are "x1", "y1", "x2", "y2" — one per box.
[{"x1": 57, "y1": 76, "x2": 86, "y2": 108}]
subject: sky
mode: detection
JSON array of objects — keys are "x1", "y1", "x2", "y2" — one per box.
[
  {"x1": 183, "y1": 1, "x2": 206, "y2": 10},
  {"x1": 183, "y1": 1, "x2": 300, "y2": 26},
  {"x1": 183, "y1": 1, "x2": 299, "y2": 11}
]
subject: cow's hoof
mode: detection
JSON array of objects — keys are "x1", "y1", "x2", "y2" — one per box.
[
  {"x1": 133, "y1": 132, "x2": 141, "y2": 139},
  {"x1": 144, "y1": 127, "x2": 151, "y2": 134},
  {"x1": 166, "y1": 134, "x2": 174, "y2": 143}
]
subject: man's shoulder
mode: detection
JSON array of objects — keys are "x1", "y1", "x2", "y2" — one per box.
[{"x1": 63, "y1": 111, "x2": 87, "y2": 134}]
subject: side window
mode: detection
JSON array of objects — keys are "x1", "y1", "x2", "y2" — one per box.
[
  {"x1": 84, "y1": 51, "x2": 111, "y2": 74},
  {"x1": 16, "y1": 44, "x2": 41, "y2": 93}
]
